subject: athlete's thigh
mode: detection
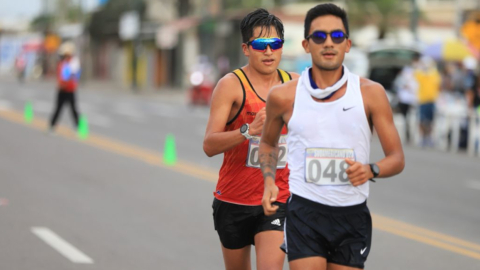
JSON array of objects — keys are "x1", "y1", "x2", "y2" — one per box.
[
  {"x1": 328, "y1": 205, "x2": 372, "y2": 269},
  {"x1": 221, "y1": 245, "x2": 252, "y2": 270},
  {"x1": 289, "y1": 256, "x2": 327, "y2": 270},
  {"x1": 254, "y1": 230, "x2": 285, "y2": 270},
  {"x1": 327, "y1": 262, "x2": 363, "y2": 270},
  {"x1": 212, "y1": 198, "x2": 256, "y2": 249}
]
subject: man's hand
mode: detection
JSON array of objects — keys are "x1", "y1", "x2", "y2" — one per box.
[
  {"x1": 249, "y1": 107, "x2": 266, "y2": 135},
  {"x1": 262, "y1": 182, "x2": 279, "y2": 216},
  {"x1": 345, "y1": 158, "x2": 373, "y2": 186}
]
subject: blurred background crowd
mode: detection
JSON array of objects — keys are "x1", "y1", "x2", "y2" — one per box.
[{"x1": 1, "y1": 0, "x2": 480, "y2": 154}]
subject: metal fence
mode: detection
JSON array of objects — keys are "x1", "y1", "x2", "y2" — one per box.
[{"x1": 394, "y1": 107, "x2": 480, "y2": 157}]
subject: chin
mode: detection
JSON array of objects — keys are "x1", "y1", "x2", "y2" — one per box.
[
  {"x1": 316, "y1": 62, "x2": 342, "y2": 71},
  {"x1": 259, "y1": 66, "x2": 278, "y2": 75}
]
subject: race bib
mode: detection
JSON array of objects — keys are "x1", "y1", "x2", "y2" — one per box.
[
  {"x1": 246, "y1": 135, "x2": 288, "y2": 169},
  {"x1": 305, "y1": 148, "x2": 355, "y2": 186}
]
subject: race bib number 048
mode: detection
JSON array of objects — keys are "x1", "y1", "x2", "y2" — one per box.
[
  {"x1": 246, "y1": 135, "x2": 287, "y2": 169},
  {"x1": 305, "y1": 148, "x2": 355, "y2": 186}
]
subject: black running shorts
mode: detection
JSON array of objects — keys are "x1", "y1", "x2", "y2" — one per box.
[
  {"x1": 283, "y1": 194, "x2": 372, "y2": 269},
  {"x1": 212, "y1": 198, "x2": 286, "y2": 249}
]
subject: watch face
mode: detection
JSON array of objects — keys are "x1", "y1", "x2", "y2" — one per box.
[
  {"x1": 372, "y1": 164, "x2": 380, "y2": 176},
  {"x1": 240, "y1": 124, "x2": 248, "y2": 133}
]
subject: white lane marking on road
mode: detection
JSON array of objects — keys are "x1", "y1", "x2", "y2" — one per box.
[
  {"x1": 465, "y1": 180, "x2": 480, "y2": 191},
  {"x1": 0, "y1": 99, "x2": 13, "y2": 110},
  {"x1": 31, "y1": 227, "x2": 94, "y2": 264}
]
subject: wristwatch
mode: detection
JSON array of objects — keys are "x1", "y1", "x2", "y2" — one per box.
[
  {"x1": 240, "y1": 124, "x2": 253, "y2": 140},
  {"x1": 369, "y1": 163, "x2": 380, "y2": 178}
]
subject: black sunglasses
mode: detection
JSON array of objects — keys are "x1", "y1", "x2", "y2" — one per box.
[{"x1": 306, "y1": 30, "x2": 348, "y2": 44}]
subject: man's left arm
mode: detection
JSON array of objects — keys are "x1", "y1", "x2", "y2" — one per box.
[
  {"x1": 346, "y1": 82, "x2": 405, "y2": 186},
  {"x1": 259, "y1": 86, "x2": 287, "y2": 215}
]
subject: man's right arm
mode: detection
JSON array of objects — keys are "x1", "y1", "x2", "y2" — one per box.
[{"x1": 203, "y1": 74, "x2": 264, "y2": 157}]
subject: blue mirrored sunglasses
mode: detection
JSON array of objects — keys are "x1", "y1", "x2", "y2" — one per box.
[
  {"x1": 307, "y1": 30, "x2": 348, "y2": 44},
  {"x1": 246, "y1": 38, "x2": 284, "y2": 51}
]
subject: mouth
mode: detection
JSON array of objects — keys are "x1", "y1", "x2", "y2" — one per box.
[
  {"x1": 321, "y1": 52, "x2": 336, "y2": 59},
  {"x1": 262, "y1": 59, "x2": 275, "y2": 66}
]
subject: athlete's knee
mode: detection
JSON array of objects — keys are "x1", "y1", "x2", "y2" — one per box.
[
  {"x1": 222, "y1": 246, "x2": 252, "y2": 270},
  {"x1": 256, "y1": 250, "x2": 285, "y2": 270},
  {"x1": 257, "y1": 263, "x2": 284, "y2": 270},
  {"x1": 224, "y1": 260, "x2": 252, "y2": 270}
]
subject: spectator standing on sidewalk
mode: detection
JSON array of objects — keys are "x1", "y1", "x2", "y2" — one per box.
[
  {"x1": 394, "y1": 54, "x2": 419, "y2": 143},
  {"x1": 415, "y1": 56, "x2": 441, "y2": 148},
  {"x1": 15, "y1": 53, "x2": 27, "y2": 83},
  {"x1": 467, "y1": 73, "x2": 480, "y2": 111}
]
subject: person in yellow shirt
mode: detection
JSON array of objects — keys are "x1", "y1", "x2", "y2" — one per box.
[{"x1": 415, "y1": 56, "x2": 441, "y2": 147}]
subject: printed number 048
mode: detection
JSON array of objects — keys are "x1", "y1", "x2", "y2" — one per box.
[{"x1": 308, "y1": 159, "x2": 349, "y2": 183}]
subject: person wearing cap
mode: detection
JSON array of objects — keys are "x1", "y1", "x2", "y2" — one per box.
[{"x1": 49, "y1": 42, "x2": 81, "y2": 131}]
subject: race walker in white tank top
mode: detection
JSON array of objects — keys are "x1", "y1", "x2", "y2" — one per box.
[{"x1": 286, "y1": 66, "x2": 372, "y2": 206}]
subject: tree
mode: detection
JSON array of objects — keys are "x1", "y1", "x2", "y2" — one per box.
[
  {"x1": 88, "y1": 0, "x2": 145, "y2": 39},
  {"x1": 346, "y1": 0, "x2": 409, "y2": 39},
  {"x1": 279, "y1": 0, "x2": 413, "y2": 40},
  {"x1": 30, "y1": 14, "x2": 54, "y2": 32},
  {"x1": 30, "y1": 0, "x2": 85, "y2": 32}
]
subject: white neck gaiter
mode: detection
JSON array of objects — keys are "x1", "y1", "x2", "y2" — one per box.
[{"x1": 302, "y1": 65, "x2": 349, "y2": 100}]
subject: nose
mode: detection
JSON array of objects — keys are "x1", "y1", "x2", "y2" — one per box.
[
  {"x1": 323, "y1": 34, "x2": 334, "y2": 47},
  {"x1": 264, "y1": 45, "x2": 273, "y2": 55}
]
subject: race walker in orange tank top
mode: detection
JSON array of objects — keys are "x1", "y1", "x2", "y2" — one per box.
[{"x1": 215, "y1": 68, "x2": 292, "y2": 205}]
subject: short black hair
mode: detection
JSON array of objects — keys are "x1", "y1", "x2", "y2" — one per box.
[
  {"x1": 304, "y1": 3, "x2": 349, "y2": 39},
  {"x1": 240, "y1": 8, "x2": 284, "y2": 43}
]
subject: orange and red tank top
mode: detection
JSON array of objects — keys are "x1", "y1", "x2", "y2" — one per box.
[{"x1": 214, "y1": 68, "x2": 292, "y2": 205}]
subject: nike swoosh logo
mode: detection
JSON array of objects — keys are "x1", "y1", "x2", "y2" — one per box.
[
  {"x1": 360, "y1": 247, "x2": 368, "y2": 255},
  {"x1": 343, "y1": 106, "x2": 355, "y2": 111}
]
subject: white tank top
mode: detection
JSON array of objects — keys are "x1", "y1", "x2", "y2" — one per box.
[{"x1": 287, "y1": 68, "x2": 372, "y2": 206}]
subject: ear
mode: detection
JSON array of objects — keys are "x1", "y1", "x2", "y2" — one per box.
[
  {"x1": 302, "y1": 39, "x2": 310, "y2": 54},
  {"x1": 345, "y1": 39, "x2": 352, "y2": 53},
  {"x1": 242, "y1": 43, "x2": 250, "y2": 57}
]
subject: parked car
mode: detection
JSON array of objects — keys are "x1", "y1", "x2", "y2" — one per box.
[
  {"x1": 367, "y1": 42, "x2": 421, "y2": 109},
  {"x1": 344, "y1": 47, "x2": 369, "y2": 78}
]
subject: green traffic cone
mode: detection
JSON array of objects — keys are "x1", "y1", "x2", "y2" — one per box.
[
  {"x1": 163, "y1": 134, "x2": 177, "y2": 166},
  {"x1": 77, "y1": 115, "x2": 89, "y2": 140},
  {"x1": 24, "y1": 101, "x2": 33, "y2": 124}
]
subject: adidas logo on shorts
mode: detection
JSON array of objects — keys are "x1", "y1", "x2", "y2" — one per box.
[{"x1": 271, "y1": 219, "x2": 281, "y2": 226}]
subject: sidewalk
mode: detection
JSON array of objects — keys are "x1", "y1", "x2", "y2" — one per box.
[
  {"x1": 0, "y1": 74, "x2": 190, "y2": 105},
  {"x1": 80, "y1": 79, "x2": 189, "y2": 105}
]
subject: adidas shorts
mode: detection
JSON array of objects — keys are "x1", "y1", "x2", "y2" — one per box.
[
  {"x1": 212, "y1": 198, "x2": 286, "y2": 249},
  {"x1": 283, "y1": 194, "x2": 372, "y2": 269}
]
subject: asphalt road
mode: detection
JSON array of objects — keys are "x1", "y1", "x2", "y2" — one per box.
[{"x1": 0, "y1": 78, "x2": 479, "y2": 270}]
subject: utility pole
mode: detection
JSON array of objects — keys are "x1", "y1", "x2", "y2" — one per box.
[
  {"x1": 410, "y1": 0, "x2": 419, "y2": 41},
  {"x1": 132, "y1": 0, "x2": 145, "y2": 92}
]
